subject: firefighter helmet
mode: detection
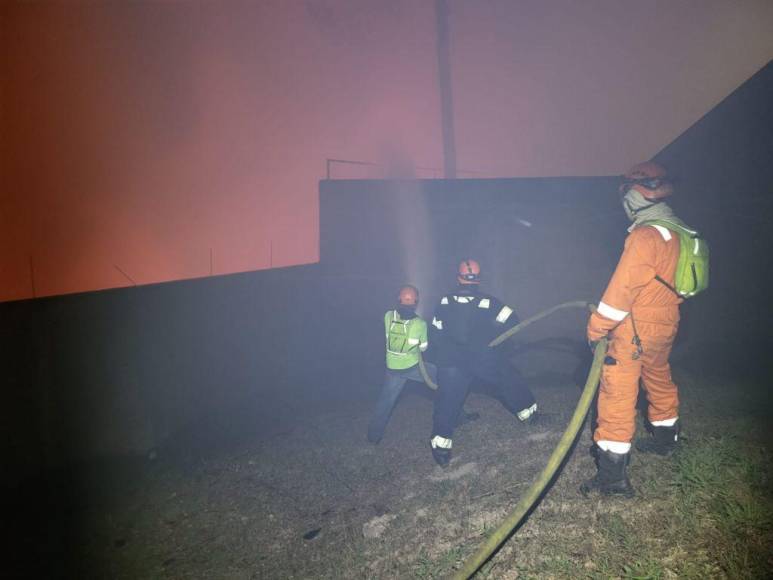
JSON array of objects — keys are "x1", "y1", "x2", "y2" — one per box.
[
  {"x1": 620, "y1": 161, "x2": 673, "y2": 200},
  {"x1": 457, "y1": 259, "x2": 481, "y2": 284}
]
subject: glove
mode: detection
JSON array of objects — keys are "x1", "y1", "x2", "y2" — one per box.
[{"x1": 588, "y1": 336, "x2": 607, "y2": 353}]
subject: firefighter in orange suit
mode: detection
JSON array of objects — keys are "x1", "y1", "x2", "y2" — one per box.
[{"x1": 581, "y1": 162, "x2": 686, "y2": 498}]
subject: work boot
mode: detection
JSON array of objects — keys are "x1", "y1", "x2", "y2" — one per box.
[
  {"x1": 430, "y1": 435, "x2": 452, "y2": 468},
  {"x1": 636, "y1": 422, "x2": 680, "y2": 456},
  {"x1": 366, "y1": 420, "x2": 384, "y2": 444},
  {"x1": 580, "y1": 447, "x2": 635, "y2": 498}
]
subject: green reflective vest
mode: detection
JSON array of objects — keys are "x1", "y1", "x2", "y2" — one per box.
[{"x1": 384, "y1": 310, "x2": 428, "y2": 370}]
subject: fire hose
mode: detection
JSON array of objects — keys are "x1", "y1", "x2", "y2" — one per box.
[{"x1": 452, "y1": 337, "x2": 606, "y2": 578}]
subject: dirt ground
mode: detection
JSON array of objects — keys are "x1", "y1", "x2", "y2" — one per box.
[{"x1": 12, "y1": 363, "x2": 772, "y2": 579}]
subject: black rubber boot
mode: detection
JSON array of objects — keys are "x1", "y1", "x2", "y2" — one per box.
[
  {"x1": 580, "y1": 448, "x2": 635, "y2": 498},
  {"x1": 431, "y1": 445, "x2": 451, "y2": 467},
  {"x1": 430, "y1": 436, "x2": 452, "y2": 467},
  {"x1": 636, "y1": 422, "x2": 679, "y2": 456}
]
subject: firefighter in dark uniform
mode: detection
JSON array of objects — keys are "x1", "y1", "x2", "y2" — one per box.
[{"x1": 428, "y1": 259, "x2": 538, "y2": 466}]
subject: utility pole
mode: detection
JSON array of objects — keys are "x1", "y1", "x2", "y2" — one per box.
[{"x1": 435, "y1": 0, "x2": 457, "y2": 179}]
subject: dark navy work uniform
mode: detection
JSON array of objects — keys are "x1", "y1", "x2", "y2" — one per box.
[{"x1": 429, "y1": 286, "x2": 536, "y2": 442}]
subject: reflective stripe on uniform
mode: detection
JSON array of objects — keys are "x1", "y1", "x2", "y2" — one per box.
[
  {"x1": 597, "y1": 440, "x2": 632, "y2": 454},
  {"x1": 454, "y1": 296, "x2": 474, "y2": 304},
  {"x1": 651, "y1": 417, "x2": 678, "y2": 427},
  {"x1": 652, "y1": 224, "x2": 672, "y2": 241},
  {"x1": 441, "y1": 296, "x2": 449, "y2": 305},
  {"x1": 478, "y1": 298, "x2": 490, "y2": 308},
  {"x1": 496, "y1": 305, "x2": 513, "y2": 323},
  {"x1": 407, "y1": 338, "x2": 420, "y2": 346},
  {"x1": 432, "y1": 317, "x2": 443, "y2": 330},
  {"x1": 431, "y1": 435, "x2": 452, "y2": 449},
  {"x1": 516, "y1": 403, "x2": 537, "y2": 421},
  {"x1": 419, "y1": 341, "x2": 428, "y2": 351},
  {"x1": 597, "y1": 301, "x2": 629, "y2": 322}
]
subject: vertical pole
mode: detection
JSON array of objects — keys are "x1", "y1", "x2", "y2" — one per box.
[
  {"x1": 29, "y1": 255, "x2": 37, "y2": 298},
  {"x1": 435, "y1": 0, "x2": 457, "y2": 179}
]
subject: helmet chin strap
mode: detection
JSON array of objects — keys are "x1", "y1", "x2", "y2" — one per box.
[
  {"x1": 629, "y1": 201, "x2": 659, "y2": 215},
  {"x1": 623, "y1": 189, "x2": 660, "y2": 221}
]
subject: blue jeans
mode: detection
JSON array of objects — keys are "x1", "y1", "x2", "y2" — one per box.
[{"x1": 367, "y1": 362, "x2": 437, "y2": 443}]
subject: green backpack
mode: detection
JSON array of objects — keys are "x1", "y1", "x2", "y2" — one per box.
[{"x1": 643, "y1": 220, "x2": 709, "y2": 298}]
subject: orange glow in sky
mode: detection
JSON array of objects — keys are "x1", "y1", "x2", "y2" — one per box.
[{"x1": 2, "y1": 1, "x2": 772, "y2": 301}]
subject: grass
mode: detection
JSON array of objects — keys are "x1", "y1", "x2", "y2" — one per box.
[
  {"x1": 413, "y1": 545, "x2": 465, "y2": 579},
  {"x1": 69, "y1": 372, "x2": 772, "y2": 579},
  {"x1": 571, "y1": 433, "x2": 773, "y2": 580},
  {"x1": 440, "y1": 383, "x2": 770, "y2": 580},
  {"x1": 670, "y1": 435, "x2": 773, "y2": 579},
  {"x1": 459, "y1": 395, "x2": 772, "y2": 579},
  {"x1": 413, "y1": 548, "x2": 436, "y2": 579}
]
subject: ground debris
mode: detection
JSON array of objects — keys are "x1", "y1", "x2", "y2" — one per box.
[
  {"x1": 362, "y1": 514, "x2": 396, "y2": 539},
  {"x1": 429, "y1": 461, "x2": 478, "y2": 481}
]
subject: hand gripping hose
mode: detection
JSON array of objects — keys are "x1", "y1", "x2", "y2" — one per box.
[
  {"x1": 418, "y1": 300, "x2": 592, "y2": 390},
  {"x1": 451, "y1": 337, "x2": 608, "y2": 579}
]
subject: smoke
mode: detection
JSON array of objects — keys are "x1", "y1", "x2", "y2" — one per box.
[{"x1": 377, "y1": 144, "x2": 438, "y2": 318}]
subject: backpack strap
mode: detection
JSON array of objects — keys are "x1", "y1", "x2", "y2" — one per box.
[{"x1": 654, "y1": 275, "x2": 680, "y2": 297}]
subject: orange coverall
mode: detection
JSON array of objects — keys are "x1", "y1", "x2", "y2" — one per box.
[{"x1": 587, "y1": 224, "x2": 682, "y2": 444}]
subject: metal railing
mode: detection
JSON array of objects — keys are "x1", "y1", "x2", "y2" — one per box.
[{"x1": 325, "y1": 158, "x2": 484, "y2": 180}]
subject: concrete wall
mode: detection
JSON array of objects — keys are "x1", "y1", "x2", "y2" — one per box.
[
  {"x1": 320, "y1": 176, "x2": 626, "y2": 381},
  {"x1": 1, "y1": 265, "x2": 345, "y2": 487}
]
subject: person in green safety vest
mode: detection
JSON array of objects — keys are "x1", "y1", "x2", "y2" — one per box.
[{"x1": 367, "y1": 285, "x2": 436, "y2": 444}]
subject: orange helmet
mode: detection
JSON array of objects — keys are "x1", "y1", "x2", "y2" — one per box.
[
  {"x1": 457, "y1": 259, "x2": 481, "y2": 284},
  {"x1": 398, "y1": 285, "x2": 419, "y2": 306},
  {"x1": 620, "y1": 161, "x2": 673, "y2": 200}
]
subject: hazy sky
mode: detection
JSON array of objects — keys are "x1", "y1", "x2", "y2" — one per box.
[{"x1": 1, "y1": 0, "x2": 772, "y2": 300}]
